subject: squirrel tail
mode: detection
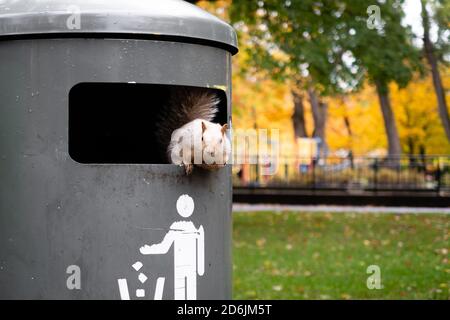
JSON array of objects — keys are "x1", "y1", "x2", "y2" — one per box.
[{"x1": 155, "y1": 87, "x2": 220, "y2": 162}]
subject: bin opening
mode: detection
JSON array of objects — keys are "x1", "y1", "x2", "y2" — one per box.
[{"x1": 69, "y1": 83, "x2": 227, "y2": 164}]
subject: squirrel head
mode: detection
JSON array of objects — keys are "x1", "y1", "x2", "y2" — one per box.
[
  {"x1": 201, "y1": 121, "x2": 230, "y2": 165},
  {"x1": 168, "y1": 119, "x2": 231, "y2": 166}
]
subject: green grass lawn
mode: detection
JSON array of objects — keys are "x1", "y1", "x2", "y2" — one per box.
[{"x1": 232, "y1": 211, "x2": 449, "y2": 300}]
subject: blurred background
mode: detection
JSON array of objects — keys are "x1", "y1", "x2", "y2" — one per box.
[{"x1": 190, "y1": 0, "x2": 449, "y2": 299}]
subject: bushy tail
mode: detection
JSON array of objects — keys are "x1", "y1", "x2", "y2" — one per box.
[{"x1": 155, "y1": 87, "x2": 220, "y2": 162}]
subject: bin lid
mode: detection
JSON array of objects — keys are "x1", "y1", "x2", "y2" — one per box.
[{"x1": 0, "y1": 0, "x2": 238, "y2": 54}]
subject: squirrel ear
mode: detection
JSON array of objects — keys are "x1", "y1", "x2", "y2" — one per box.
[
  {"x1": 221, "y1": 123, "x2": 229, "y2": 135},
  {"x1": 202, "y1": 121, "x2": 207, "y2": 133}
]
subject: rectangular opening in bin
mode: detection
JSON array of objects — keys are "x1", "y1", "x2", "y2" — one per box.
[{"x1": 69, "y1": 83, "x2": 227, "y2": 164}]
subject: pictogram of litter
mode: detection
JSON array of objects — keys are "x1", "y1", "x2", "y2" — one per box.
[
  {"x1": 132, "y1": 261, "x2": 143, "y2": 272},
  {"x1": 118, "y1": 260, "x2": 165, "y2": 300},
  {"x1": 138, "y1": 273, "x2": 148, "y2": 284}
]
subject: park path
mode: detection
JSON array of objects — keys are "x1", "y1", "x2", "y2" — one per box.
[{"x1": 233, "y1": 204, "x2": 450, "y2": 214}]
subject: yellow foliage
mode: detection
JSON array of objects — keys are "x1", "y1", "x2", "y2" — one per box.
[
  {"x1": 197, "y1": 1, "x2": 450, "y2": 156},
  {"x1": 325, "y1": 71, "x2": 450, "y2": 155},
  {"x1": 391, "y1": 71, "x2": 450, "y2": 155},
  {"x1": 232, "y1": 69, "x2": 296, "y2": 155}
]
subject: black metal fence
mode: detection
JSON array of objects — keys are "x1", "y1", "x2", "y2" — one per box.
[{"x1": 233, "y1": 155, "x2": 450, "y2": 195}]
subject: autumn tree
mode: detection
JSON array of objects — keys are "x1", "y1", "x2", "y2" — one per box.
[
  {"x1": 342, "y1": 1, "x2": 423, "y2": 162},
  {"x1": 230, "y1": 1, "x2": 362, "y2": 157},
  {"x1": 230, "y1": 1, "x2": 424, "y2": 163},
  {"x1": 420, "y1": 0, "x2": 450, "y2": 142}
]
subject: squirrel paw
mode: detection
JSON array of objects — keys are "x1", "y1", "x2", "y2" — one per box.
[{"x1": 184, "y1": 164, "x2": 194, "y2": 175}]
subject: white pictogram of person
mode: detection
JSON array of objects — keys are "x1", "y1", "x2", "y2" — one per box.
[{"x1": 139, "y1": 194, "x2": 204, "y2": 300}]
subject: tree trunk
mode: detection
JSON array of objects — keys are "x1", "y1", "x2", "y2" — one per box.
[
  {"x1": 291, "y1": 89, "x2": 308, "y2": 139},
  {"x1": 421, "y1": 0, "x2": 450, "y2": 141},
  {"x1": 343, "y1": 115, "x2": 353, "y2": 138},
  {"x1": 375, "y1": 81, "x2": 402, "y2": 163},
  {"x1": 308, "y1": 89, "x2": 328, "y2": 157},
  {"x1": 336, "y1": 96, "x2": 354, "y2": 153}
]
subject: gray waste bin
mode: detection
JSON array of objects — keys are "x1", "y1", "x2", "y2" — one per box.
[{"x1": 0, "y1": 0, "x2": 238, "y2": 300}]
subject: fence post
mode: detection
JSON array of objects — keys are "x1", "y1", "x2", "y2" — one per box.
[
  {"x1": 373, "y1": 158, "x2": 379, "y2": 192},
  {"x1": 255, "y1": 155, "x2": 260, "y2": 185},
  {"x1": 436, "y1": 164, "x2": 442, "y2": 195},
  {"x1": 284, "y1": 163, "x2": 289, "y2": 182},
  {"x1": 312, "y1": 158, "x2": 316, "y2": 190}
]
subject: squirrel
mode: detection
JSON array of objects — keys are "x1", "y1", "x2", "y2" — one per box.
[{"x1": 155, "y1": 87, "x2": 231, "y2": 175}]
